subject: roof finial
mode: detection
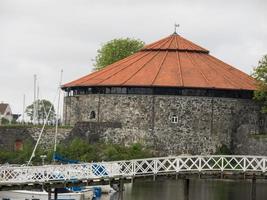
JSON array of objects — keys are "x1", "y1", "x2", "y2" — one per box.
[{"x1": 174, "y1": 23, "x2": 179, "y2": 34}]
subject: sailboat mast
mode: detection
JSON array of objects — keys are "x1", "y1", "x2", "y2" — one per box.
[
  {"x1": 33, "y1": 74, "x2": 37, "y2": 124},
  {"x1": 22, "y1": 94, "x2": 25, "y2": 124},
  {"x1": 53, "y1": 69, "x2": 63, "y2": 157}
]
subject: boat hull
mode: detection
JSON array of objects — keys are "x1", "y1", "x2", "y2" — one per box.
[{"x1": 0, "y1": 190, "x2": 93, "y2": 200}]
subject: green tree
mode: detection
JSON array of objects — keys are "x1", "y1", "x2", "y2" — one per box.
[
  {"x1": 93, "y1": 38, "x2": 145, "y2": 71},
  {"x1": 26, "y1": 99, "x2": 55, "y2": 124},
  {"x1": 252, "y1": 55, "x2": 267, "y2": 112}
]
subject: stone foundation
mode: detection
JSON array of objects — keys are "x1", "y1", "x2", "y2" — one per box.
[{"x1": 63, "y1": 94, "x2": 267, "y2": 155}]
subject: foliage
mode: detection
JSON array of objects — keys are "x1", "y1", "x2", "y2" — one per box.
[
  {"x1": 0, "y1": 140, "x2": 35, "y2": 164},
  {"x1": 0, "y1": 138, "x2": 153, "y2": 165},
  {"x1": 215, "y1": 144, "x2": 232, "y2": 155},
  {"x1": 93, "y1": 38, "x2": 145, "y2": 71},
  {"x1": 0, "y1": 118, "x2": 10, "y2": 125},
  {"x1": 57, "y1": 138, "x2": 152, "y2": 162},
  {"x1": 252, "y1": 55, "x2": 267, "y2": 112},
  {"x1": 25, "y1": 99, "x2": 56, "y2": 123}
]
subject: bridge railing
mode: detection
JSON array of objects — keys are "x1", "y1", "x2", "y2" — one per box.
[{"x1": 0, "y1": 155, "x2": 266, "y2": 185}]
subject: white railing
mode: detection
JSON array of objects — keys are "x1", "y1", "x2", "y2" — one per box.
[{"x1": 0, "y1": 155, "x2": 266, "y2": 185}]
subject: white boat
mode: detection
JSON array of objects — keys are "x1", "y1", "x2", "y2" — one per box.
[
  {"x1": 0, "y1": 184, "x2": 117, "y2": 200},
  {"x1": 0, "y1": 189, "x2": 93, "y2": 200}
]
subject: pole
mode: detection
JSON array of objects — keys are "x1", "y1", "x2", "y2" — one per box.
[
  {"x1": 53, "y1": 69, "x2": 63, "y2": 158},
  {"x1": 54, "y1": 188, "x2": 58, "y2": 200},
  {"x1": 119, "y1": 179, "x2": 124, "y2": 200},
  {"x1": 22, "y1": 94, "x2": 25, "y2": 124},
  {"x1": 37, "y1": 84, "x2": 39, "y2": 124},
  {"x1": 184, "y1": 179, "x2": 189, "y2": 200},
  {"x1": 47, "y1": 187, "x2": 52, "y2": 200},
  {"x1": 251, "y1": 175, "x2": 256, "y2": 200},
  {"x1": 33, "y1": 74, "x2": 37, "y2": 124}
]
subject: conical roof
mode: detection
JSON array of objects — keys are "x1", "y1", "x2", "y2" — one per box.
[{"x1": 63, "y1": 33, "x2": 256, "y2": 91}]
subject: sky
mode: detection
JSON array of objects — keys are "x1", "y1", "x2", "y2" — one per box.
[{"x1": 0, "y1": 0, "x2": 267, "y2": 117}]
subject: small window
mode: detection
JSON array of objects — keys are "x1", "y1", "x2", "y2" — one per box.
[
  {"x1": 89, "y1": 111, "x2": 96, "y2": 119},
  {"x1": 171, "y1": 115, "x2": 178, "y2": 123}
]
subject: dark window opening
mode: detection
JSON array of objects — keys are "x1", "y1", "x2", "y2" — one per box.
[{"x1": 90, "y1": 111, "x2": 96, "y2": 119}]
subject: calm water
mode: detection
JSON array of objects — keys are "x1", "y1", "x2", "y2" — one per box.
[{"x1": 107, "y1": 179, "x2": 267, "y2": 200}]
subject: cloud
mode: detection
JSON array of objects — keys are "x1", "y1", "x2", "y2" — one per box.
[{"x1": 0, "y1": 0, "x2": 266, "y2": 115}]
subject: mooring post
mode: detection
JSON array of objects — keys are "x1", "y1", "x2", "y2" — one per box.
[
  {"x1": 54, "y1": 188, "x2": 58, "y2": 200},
  {"x1": 131, "y1": 177, "x2": 134, "y2": 184},
  {"x1": 184, "y1": 179, "x2": 190, "y2": 200},
  {"x1": 47, "y1": 187, "x2": 52, "y2": 200},
  {"x1": 119, "y1": 178, "x2": 124, "y2": 200},
  {"x1": 251, "y1": 175, "x2": 256, "y2": 200}
]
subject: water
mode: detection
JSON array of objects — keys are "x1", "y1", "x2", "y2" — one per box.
[{"x1": 107, "y1": 179, "x2": 267, "y2": 200}]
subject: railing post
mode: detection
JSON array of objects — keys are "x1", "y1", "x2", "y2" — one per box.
[
  {"x1": 263, "y1": 158, "x2": 266, "y2": 173},
  {"x1": 221, "y1": 157, "x2": 224, "y2": 171},
  {"x1": 198, "y1": 157, "x2": 202, "y2": 172},
  {"x1": 243, "y1": 157, "x2": 246, "y2": 172},
  {"x1": 176, "y1": 157, "x2": 180, "y2": 173},
  {"x1": 132, "y1": 161, "x2": 136, "y2": 176},
  {"x1": 153, "y1": 159, "x2": 157, "y2": 181}
]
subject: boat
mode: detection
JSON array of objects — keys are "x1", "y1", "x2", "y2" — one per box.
[
  {"x1": 0, "y1": 184, "x2": 118, "y2": 200},
  {"x1": 0, "y1": 188, "x2": 94, "y2": 200}
]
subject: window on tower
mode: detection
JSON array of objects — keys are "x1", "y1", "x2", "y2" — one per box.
[
  {"x1": 171, "y1": 115, "x2": 178, "y2": 123},
  {"x1": 89, "y1": 111, "x2": 96, "y2": 119}
]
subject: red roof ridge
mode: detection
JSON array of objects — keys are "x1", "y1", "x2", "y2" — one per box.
[
  {"x1": 194, "y1": 53, "x2": 240, "y2": 89},
  {"x1": 206, "y1": 55, "x2": 256, "y2": 89},
  {"x1": 142, "y1": 34, "x2": 209, "y2": 53},
  {"x1": 119, "y1": 51, "x2": 162, "y2": 86},
  {"x1": 185, "y1": 52, "x2": 211, "y2": 86},
  {"x1": 151, "y1": 51, "x2": 169, "y2": 85}
]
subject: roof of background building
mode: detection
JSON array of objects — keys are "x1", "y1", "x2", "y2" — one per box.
[
  {"x1": 0, "y1": 103, "x2": 8, "y2": 115},
  {"x1": 63, "y1": 33, "x2": 256, "y2": 91}
]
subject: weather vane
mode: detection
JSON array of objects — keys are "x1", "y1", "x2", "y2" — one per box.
[{"x1": 174, "y1": 23, "x2": 179, "y2": 34}]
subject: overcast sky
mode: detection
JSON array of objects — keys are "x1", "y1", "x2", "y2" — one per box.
[{"x1": 1, "y1": 0, "x2": 266, "y2": 116}]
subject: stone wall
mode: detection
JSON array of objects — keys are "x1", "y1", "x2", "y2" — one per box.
[
  {"x1": 0, "y1": 126, "x2": 72, "y2": 151},
  {"x1": 63, "y1": 94, "x2": 267, "y2": 156}
]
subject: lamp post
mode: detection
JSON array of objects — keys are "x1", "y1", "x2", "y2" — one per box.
[{"x1": 40, "y1": 155, "x2": 47, "y2": 165}]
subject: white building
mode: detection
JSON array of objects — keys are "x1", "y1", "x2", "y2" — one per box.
[{"x1": 0, "y1": 103, "x2": 13, "y2": 124}]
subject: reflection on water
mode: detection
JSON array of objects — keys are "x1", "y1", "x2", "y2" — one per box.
[{"x1": 106, "y1": 179, "x2": 267, "y2": 200}]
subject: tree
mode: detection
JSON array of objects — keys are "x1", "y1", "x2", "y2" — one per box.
[
  {"x1": 25, "y1": 99, "x2": 56, "y2": 124},
  {"x1": 93, "y1": 38, "x2": 145, "y2": 71},
  {"x1": 252, "y1": 55, "x2": 267, "y2": 112}
]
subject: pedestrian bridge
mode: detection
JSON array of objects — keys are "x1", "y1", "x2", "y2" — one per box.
[{"x1": 0, "y1": 155, "x2": 266, "y2": 190}]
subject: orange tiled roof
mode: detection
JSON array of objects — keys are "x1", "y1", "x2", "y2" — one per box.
[{"x1": 63, "y1": 33, "x2": 256, "y2": 91}]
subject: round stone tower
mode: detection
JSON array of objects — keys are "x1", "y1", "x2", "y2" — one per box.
[{"x1": 62, "y1": 33, "x2": 264, "y2": 155}]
